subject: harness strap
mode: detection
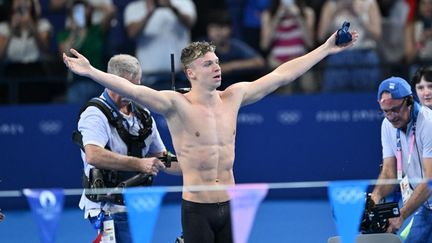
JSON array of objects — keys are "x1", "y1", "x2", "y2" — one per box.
[
  {"x1": 73, "y1": 97, "x2": 153, "y2": 157},
  {"x1": 73, "y1": 97, "x2": 155, "y2": 205}
]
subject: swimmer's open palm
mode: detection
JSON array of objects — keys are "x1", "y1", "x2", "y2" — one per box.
[{"x1": 63, "y1": 48, "x2": 92, "y2": 77}]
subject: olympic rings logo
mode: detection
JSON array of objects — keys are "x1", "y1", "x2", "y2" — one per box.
[
  {"x1": 39, "y1": 120, "x2": 63, "y2": 135},
  {"x1": 332, "y1": 186, "x2": 364, "y2": 204},
  {"x1": 277, "y1": 111, "x2": 302, "y2": 125}
]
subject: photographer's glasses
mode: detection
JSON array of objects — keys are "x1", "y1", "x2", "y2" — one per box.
[{"x1": 381, "y1": 98, "x2": 407, "y2": 117}]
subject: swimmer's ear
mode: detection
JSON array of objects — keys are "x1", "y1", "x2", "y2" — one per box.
[{"x1": 185, "y1": 68, "x2": 196, "y2": 80}]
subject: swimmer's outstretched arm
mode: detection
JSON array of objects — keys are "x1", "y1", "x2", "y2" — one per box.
[
  {"x1": 63, "y1": 49, "x2": 175, "y2": 115},
  {"x1": 233, "y1": 31, "x2": 358, "y2": 106}
]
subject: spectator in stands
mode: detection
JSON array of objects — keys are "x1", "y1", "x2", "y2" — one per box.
[
  {"x1": 303, "y1": 0, "x2": 325, "y2": 35},
  {"x1": 261, "y1": 0, "x2": 317, "y2": 94},
  {"x1": 57, "y1": 0, "x2": 115, "y2": 103},
  {"x1": 0, "y1": 0, "x2": 52, "y2": 77},
  {"x1": 405, "y1": 0, "x2": 432, "y2": 72},
  {"x1": 411, "y1": 66, "x2": 432, "y2": 109},
  {"x1": 191, "y1": 0, "x2": 226, "y2": 40},
  {"x1": 377, "y1": 0, "x2": 409, "y2": 78},
  {"x1": 102, "y1": 0, "x2": 136, "y2": 59},
  {"x1": 50, "y1": 0, "x2": 115, "y2": 25},
  {"x1": 318, "y1": 0, "x2": 382, "y2": 92},
  {"x1": 205, "y1": 10, "x2": 265, "y2": 90},
  {"x1": 241, "y1": 0, "x2": 271, "y2": 55},
  {"x1": 124, "y1": 0, "x2": 196, "y2": 91},
  {"x1": 50, "y1": 0, "x2": 117, "y2": 62},
  {"x1": 224, "y1": 0, "x2": 244, "y2": 40}
]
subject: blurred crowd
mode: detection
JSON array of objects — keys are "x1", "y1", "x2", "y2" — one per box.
[{"x1": 0, "y1": 0, "x2": 431, "y2": 104}]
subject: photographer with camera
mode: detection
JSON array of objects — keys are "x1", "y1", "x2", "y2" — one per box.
[
  {"x1": 57, "y1": 0, "x2": 115, "y2": 104},
  {"x1": 76, "y1": 54, "x2": 181, "y2": 243},
  {"x1": 371, "y1": 77, "x2": 432, "y2": 242},
  {"x1": 405, "y1": 0, "x2": 432, "y2": 66},
  {"x1": 0, "y1": 0, "x2": 52, "y2": 84},
  {"x1": 123, "y1": 0, "x2": 196, "y2": 91}
]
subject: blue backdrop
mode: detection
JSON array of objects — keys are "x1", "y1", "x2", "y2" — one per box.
[{"x1": 0, "y1": 93, "x2": 383, "y2": 209}]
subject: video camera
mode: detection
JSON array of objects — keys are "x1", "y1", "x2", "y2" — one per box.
[
  {"x1": 360, "y1": 193, "x2": 400, "y2": 234},
  {"x1": 158, "y1": 151, "x2": 178, "y2": 168},
  {"x1": 84, "y1": 152, "x2": 178, "y2": 205}
]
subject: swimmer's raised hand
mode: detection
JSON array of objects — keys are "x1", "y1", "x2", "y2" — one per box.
[{"x1": 325, "y1": 30, "x2": 359, "y2": 55}]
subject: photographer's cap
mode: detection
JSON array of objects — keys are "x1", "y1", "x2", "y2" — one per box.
[{"x1": 377, "y1": 77, "x2": 412, "y2": 101}]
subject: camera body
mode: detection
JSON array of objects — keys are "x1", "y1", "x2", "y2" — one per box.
[{"x1": 360, "y1": 194, "x2": 400, "y2": 234}]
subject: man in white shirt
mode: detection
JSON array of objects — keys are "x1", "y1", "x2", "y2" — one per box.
[
  {"x1": 77, "y1": 54, "x2": 180, "y2": 243},
  {"x1": 372, "y1": 77, "x2": 432, "y2": 242}
]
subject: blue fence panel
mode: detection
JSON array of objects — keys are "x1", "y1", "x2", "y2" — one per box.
[{"x1": 0, "y1": 93, "x2": 384, "y2": 208}]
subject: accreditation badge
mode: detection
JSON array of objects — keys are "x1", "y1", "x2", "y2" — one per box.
[
  {"x1": 399, "y1": 175, "x2": 414, "y2": 205},
  {"x1": 101, "y1": 215, "x2": 116, "y2": 243}
]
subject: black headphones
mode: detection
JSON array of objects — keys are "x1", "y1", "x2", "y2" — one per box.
[{"x1": 406, "y1": 96, "x2": 414, "y2": 106}]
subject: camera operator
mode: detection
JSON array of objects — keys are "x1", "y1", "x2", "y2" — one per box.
[
  {"x1": 76, "y1": 54, "x2": 181, "y2": 243},
  {"x1": 371, "y1": 77, "x2": 432, "y2": 242}
]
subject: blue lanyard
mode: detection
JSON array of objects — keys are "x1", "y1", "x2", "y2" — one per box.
[
  {"x1": 102, "y1": 89, "x2": 137, "y2": 130},
  {"x1": 396, "y1": 102, "x2": 420, "y2": 179},
  {"x1": 93, "y1": 210, "x2": 105, "y2": 230}
]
